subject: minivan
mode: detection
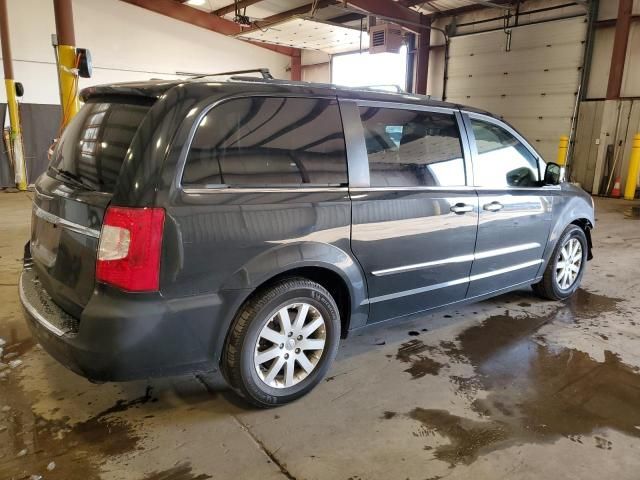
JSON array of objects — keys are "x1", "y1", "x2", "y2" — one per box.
[{"x1": 20, "y1": 72, "x2": 594, "y2": 407}]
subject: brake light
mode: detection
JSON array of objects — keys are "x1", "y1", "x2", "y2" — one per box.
[{"x1": 96, "y1": 206, "x2": 165, "y2": 292}]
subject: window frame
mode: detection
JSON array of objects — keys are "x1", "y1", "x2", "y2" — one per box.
[
  {"x1": 178, "y1": 93, "x2": 349, "y2": 194},
  {"x1": 462, "y1": 111, "x2": 554, "y2": 191},
  {"x1": 340, "y1": 99, "x2": 474, "y2": 191}
]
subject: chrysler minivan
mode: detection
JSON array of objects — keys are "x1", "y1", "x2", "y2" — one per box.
[{"x1": 20, "y1": 73, "x2": 594, "y2": 407}]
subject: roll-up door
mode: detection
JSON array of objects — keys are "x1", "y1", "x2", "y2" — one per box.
[{"x1": 446, "y1": 17, "x2": 587, "y2": 162}]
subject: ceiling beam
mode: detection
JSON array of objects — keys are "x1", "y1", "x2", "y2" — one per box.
[
  {"x1": 432, "y1": 0, "x2": 512, "y2": 17},
  {"x1": 214, "y1": 0, "x2": 264, "y2": 17},
  {"x1": 345, "y1": 0, "x2": 425, "y2": 33},
  {"x1": 120, "y1": 0, "x2": 296, "y2": 55},
  {"x1": 326, "y1": 12, "x2": 365, "y2": 24}
]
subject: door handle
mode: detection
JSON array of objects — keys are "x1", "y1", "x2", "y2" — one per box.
[
  {"x1": 483, "y1": 201, "x2": 504, "y2": 212},
  {"x1": 450, "y1": 203, "x2": 474, "y2": 215}
]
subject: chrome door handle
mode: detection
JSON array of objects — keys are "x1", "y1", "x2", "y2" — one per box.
[
  {"x1": 483, "y1": 201, "x2": 504, "y2": 212},
  {"x1": 450, "y1": 203, "x2": 474, "y2": 214}
]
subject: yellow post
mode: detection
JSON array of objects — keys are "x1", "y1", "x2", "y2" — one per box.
[
  {"x1": 0, "y1": 0, "x2": 27, "y2": 190},
  {"x1": 4, "y1": 79, "x2": 26, "y2": 190},
  {"x1": 556, "y1": 135, "x2": 569, "y2": 166},
  {"x1": 624, "y1": 133, "x2": 640, "y2": 200},
  {"x1": 56, "y1": 44, "x2": 79, "y2": 127},
  {"x1": 54, "y1": 0, "x2": 79, "y2": 128}
]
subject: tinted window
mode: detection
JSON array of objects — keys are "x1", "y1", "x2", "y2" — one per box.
[
  {"x1": 49, "y1": 100, "x2": 151, "y2": 192},
  {"x1": 470, "y1": 118, "x2": 540, "y2": 188},
  {"x1": 359, "y1": 107, "x2": 465, "y2": 187},
  {"x1": 183, "y1": 97, "x2": 347, "y2": 187}
]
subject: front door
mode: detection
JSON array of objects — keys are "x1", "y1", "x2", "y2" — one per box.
[
  {"x1": 344, "y1": 101, "x2": 479, "y2": 323},
  {"x1": 463, "y1": 114, "x2": 555, "y2": 298}
]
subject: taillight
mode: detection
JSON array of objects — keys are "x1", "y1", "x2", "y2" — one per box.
[{"x1": 96, "y1": 206, "x2": 165, "y2": 292}]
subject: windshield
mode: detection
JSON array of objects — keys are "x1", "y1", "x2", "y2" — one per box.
[{"x1": 48, "y1": 99, "x2": 151, "y2": 192}]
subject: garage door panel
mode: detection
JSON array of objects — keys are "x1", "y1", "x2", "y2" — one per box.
[
  {"x1": 448, "y1": 94, "x2": 577, "y2": 117},
  {"x1": 450, "y1": 17, "x2": 587, "y2": 56},
  {"x1": 447, "y1": 69, "x2": 580, "y2": 97},
  {"x1": 448, "y1": 44, "x2": 583, "y2": 76},
  {"x1": 448, "y1": 16, "x2": 586, "y2": 164}
]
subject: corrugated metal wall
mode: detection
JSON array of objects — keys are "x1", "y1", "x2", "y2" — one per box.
[{"x1": 446, "y1": 17, "x2": 587, "y2": 163}]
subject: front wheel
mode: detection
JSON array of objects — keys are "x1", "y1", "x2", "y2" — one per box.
[
  {"x1": 533, "y1": 224, "x2": 588, "y2": 300},
  {"x1": 223, "y1": 278, "x2": 341, "y2": 407}
]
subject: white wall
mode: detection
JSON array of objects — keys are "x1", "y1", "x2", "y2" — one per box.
[
  {"x1": 0, "y1": 0, "x2": 290, "y2": 105},
  {"x1": 301, "y1": 49, "x2": 330, "y2": 83}
]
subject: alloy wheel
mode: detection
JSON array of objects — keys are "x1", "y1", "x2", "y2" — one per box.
[
  {"x1": 555, "y1": 237, "x2": 583, "y2": 290},
  {"x1": 254, "y1": 302, "x2": 326, "y2": 389}
]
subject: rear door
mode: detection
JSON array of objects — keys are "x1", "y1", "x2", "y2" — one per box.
[
  {"x1": 343, "y1": 100, "x2": 479, "y2": 323},
  {"x1": 30, "y1": 98, "x2": 152, "y2": 317},
  {"x1": 462, "y1": 112, "x2": 555, "y2": 298}
]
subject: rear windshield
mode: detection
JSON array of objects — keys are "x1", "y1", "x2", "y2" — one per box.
[{"x1": 48, "y1": 99, "x2": 151, "y2": 192}]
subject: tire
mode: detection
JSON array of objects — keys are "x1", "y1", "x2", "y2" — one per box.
[
  {"x1": 532, "y1": 224, "x2": 588, "y2": 301},
  {"x1": 223, "y1": 277, "x2": 341, "y2": 408}
]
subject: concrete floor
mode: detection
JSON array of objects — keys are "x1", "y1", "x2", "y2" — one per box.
[{"x1": 1, "y1": 191, "x2": 640, "y2": 480}]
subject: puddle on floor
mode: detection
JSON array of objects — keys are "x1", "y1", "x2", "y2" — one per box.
[
  {"x1": 394, "y1": 289, "x2": 639, "y2": 466},
  {"x1": 142, "y1": 463, "x2": 212, "y2": 480},
  {"x1": 0, "y1": 336, "x2": 150, "y2": 479},
  {"x1": 395, "y1": 339, "x2": 443, "y2": 379}
]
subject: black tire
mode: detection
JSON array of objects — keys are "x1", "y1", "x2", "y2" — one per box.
[
  {"x1": 223, "y1": 277, "x2": 340, "y2": 408},
  {"x1": 532, "y1": 224, "x2": 588, "y2": 300}
]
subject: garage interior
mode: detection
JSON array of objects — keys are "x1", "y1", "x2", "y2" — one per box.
[{"x1": 1, "y1": 0, "x2": 640, "y2": 479}]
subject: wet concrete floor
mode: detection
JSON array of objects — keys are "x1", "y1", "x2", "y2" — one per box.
[{"x1": 1, "y1": 192, "x2": 640, "y2": 479}]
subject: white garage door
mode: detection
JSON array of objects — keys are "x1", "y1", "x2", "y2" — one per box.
[{"x1": 446, "y1": 17, "x2": 587, "y2": 162}]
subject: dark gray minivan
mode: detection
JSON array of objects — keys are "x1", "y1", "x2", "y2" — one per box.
[{"x1": 20, "y1": 74, "x2": 594, "y2": 407}]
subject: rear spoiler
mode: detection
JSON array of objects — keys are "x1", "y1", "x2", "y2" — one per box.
[{"x1": 80, "y1": 81, "x2": 179, "y2": 102}]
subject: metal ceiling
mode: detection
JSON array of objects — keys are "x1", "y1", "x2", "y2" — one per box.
[{"x1": 181, "y1": 0, "x2": 510, "y2": 24}]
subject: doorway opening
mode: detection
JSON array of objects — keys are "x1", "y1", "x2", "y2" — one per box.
[{"x1": 331, "y1": 46, "x2": 407, "y2": 92}]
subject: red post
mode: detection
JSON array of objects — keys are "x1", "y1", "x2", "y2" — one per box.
[
  {"x1": 606, "y1": 0, "x2": 632, "y2": 100},
  {"x1": 291, "y1": 49, "x2": 301, "y2": 81}
]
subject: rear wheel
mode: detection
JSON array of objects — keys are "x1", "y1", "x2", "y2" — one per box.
[
  {"x1": 223, "y1": 278, "x2": 340, "y2": 407},
  {"x1": 533, "y1": 224, "x2": 588, "y2": 300}
]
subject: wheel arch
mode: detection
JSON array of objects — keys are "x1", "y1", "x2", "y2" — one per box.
[
  {"x1": 570, "y1": 218, "x2": 594, "y2": 260},
  {"x1": 220, "y1": 241, "x2": 369, "y2": 333}
]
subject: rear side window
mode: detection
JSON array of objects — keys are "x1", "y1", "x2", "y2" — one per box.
[
  {"x1": 49, "y1": 100, "x2": 151, "y2": 192},
  {"x1": 183, "y1": 97, "x2": 347, "y2": 188},
  {"x1": 359, "y1": 107, "x2": 466, "y2": 188},
  {"x1": 470, "y1": 118, "x2": 541, "y2": 188}
]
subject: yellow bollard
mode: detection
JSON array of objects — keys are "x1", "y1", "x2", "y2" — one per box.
[
  {"x1": 57, "y1": 44, "x2": 79, "y2": 128},
  {"x1": 624, "y1": 134, "x2": 640, "y2": 200},
  {"x1": 556, "y1": 135, "x2": 569, "y2": 166}
]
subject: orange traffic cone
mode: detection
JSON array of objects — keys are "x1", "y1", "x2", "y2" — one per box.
[{"x1": 611, "y1": 177, "x2": 622, "y2": 198}]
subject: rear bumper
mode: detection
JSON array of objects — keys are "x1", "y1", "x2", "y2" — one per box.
[{"x1": 20, "y1": 267, "x2": 250, "y2": 382}]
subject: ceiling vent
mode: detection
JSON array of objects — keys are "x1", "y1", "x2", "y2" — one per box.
[{"x1": 368, "y1": 23, "x2": 404, "y2": 54}]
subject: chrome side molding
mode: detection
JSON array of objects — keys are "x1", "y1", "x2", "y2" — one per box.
[
  {"x1": 365, "y1": 259, "x2": 543, "y2": 304},
  {"x1": 372, "y1": 243, "x2": 541, "y2": 276}
]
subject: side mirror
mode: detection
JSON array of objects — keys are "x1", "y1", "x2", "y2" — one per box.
[{"x1": 544, "y1": 162, "x2": 562, "y2": 185}]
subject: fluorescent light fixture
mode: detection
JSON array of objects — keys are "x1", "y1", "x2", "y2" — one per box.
[{"x1": 186, "y1": 0, "x2": 207, "y2": 5}]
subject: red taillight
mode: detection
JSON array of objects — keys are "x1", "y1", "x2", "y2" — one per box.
[{"x1": 96, "y1": 206, "x2": 165, "y2": 292}]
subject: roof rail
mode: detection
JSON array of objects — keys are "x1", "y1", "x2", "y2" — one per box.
[
  {"x1": 177, "y1": 68, "x2": 274, "y2": 80},
  {"x1": 359, "y1": 85, "x2": 406, "y2": 93}
]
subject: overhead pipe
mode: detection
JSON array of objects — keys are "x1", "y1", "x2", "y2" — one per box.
[{"x1": 0, "y1": 0, "x2": 27, "y2": 190}]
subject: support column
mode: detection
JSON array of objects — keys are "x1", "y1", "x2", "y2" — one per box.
[
  {"x1": 415, "y1": 14, "x2": 430, "y2": 96},
  {"x1": 53, "y1": 0, "x2": 79, "y2": 128},
  {"x1": 0, "y1": 0, "x2": 26, "y2": 190},
  {"x1": 290, "y1": 48, "x2": 301, "y2": 81},
  {"x1": 606, "y1": 0, "x2": 632, "y2": 100}
]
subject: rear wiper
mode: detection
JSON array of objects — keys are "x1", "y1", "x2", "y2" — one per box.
[{"x1": 49, "y1": 167, "x2": 97, "y2": 191}]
